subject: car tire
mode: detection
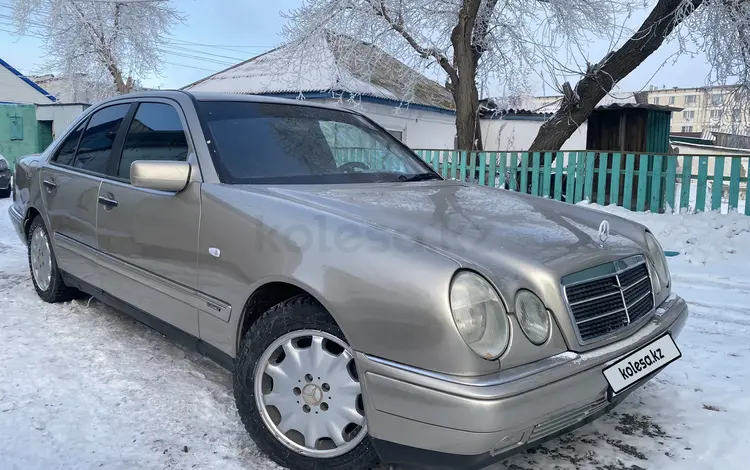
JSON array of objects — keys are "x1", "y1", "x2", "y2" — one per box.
[
  {"x1": 233, "y1": 295, "x2": 381, "y2": 470},
  {"x1": 0, "y1": 186, "x2": 10, "y2": 198},
  {"x1": 27, "y1": 216, "x2": 81, "y2": 303}
]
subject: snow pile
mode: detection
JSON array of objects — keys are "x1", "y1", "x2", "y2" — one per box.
[
  {"x1": 586, "y1": 202, "x2": 750, "y2": 269},
  {"x1": 0, "y1": 197, "x2": 749, "y2": 470}
]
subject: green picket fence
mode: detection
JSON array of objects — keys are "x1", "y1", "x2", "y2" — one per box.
[{"x1": 411, "y1": 150, "x2": 750, "y2": 216}]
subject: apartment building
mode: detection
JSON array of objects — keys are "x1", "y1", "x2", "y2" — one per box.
[{"x1": 646, "y1": 85, "x2": 749, "y2": 135}]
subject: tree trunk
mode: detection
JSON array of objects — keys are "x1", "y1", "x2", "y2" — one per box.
[
  {"x1": 528, "y1": 0, "x2": 703, "y2": 152},
  {"x1": 451, "y1": 0, "x2": 483, "y2": 152},
  {"x1": 107, "y1": 61, "x2": 134, "y2": 94},
  {"x1": 453, "y1": 81, "x2": 482, "y2": 151}
]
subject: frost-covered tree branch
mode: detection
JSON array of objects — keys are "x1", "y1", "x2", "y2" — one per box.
[
  {"x1": 9, "y1": 0, "x2": 182, "y2": 100},
  {"x1": 528, "y1": 0, "x2": 750, "y2": 151},
  {"x1": 283, "y1": 0, "x2": 639, "y2": 151}
]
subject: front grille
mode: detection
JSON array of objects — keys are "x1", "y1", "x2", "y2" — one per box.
[{"x1": 563, "y1": 256, "x2": 654, "y2": 343}]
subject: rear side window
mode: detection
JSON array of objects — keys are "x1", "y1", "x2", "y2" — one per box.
[
  {"x1": 52, "y1": 121, "x2": 86, "y2": 166},
  {"x1": 73, "y1": 104, "x2": 130, "y2": 174},
  {"x1": 118, "y1": 103, "x2": 189, "y2": 180}
]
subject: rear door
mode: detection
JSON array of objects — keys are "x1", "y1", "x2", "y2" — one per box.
[
  {"x1": 40, "y1": 103, "x2": 132, "y2": 288},
  {"x1": 96, "y1": 100, "x2": 202, "y2": 337}
]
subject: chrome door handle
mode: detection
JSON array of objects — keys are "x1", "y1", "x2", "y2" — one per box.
[
  {"x1": 43, "y1": 179, "x2": 56, "y2": 190},
  {"x1": 98, "y1": 195, "x2": 118, "y2": 208}
]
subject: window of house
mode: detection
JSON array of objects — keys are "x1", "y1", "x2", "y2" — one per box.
[
  {"x1": 73, "y1": 104, "x2": 131, "y2": 174},
  {"x1": 710, "y1": 109, "x2": 723, "y2": 119},
  {"x1": 683, "y1": 110, "x2": 695, "y2": 120},
  {"x1": 653, "y1": 97, "x2": 660, "y2": 105},
  {"x1": 668, "y1": 96, "x2": 676, "y2": 105},
  {"x1": 51, "y1": 121, "x2": 86, "y2": 166},
  {"x1": 711, "y1": 94, "x2": 724, "y2": 106},
  {"x1": 9, "y1": 116, "x2": 23, "y2": 140},
  {"x1": 685, "y1": 95, "x2": 697, "y2": 105},
  {"x1": 386, "y1": 130, "x2": 404, "y2": 142},
  {"x1": 117, "y1": 103, "x2": 189, "y2": 180},
  {"x1": 681, "y1": 126, "x2": 693, "y2": 132},
  {"x1": 732, "y1": 109, "x2": 742, "y2": 121}
]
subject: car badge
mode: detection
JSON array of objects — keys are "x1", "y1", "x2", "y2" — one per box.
[{"x1": 598, "y1": 220, "x2": 610, "y2": 247}]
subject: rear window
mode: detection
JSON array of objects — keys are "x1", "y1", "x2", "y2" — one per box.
[
  {"x1": 74, "y1": 104, "x2": 131, "y2": 174},
  {"x1": 52, "y1": 121, "x2": 86, "y2": 166},
  {"x1": 196, "y1": 101, "x2": 430, "y2": 184}
]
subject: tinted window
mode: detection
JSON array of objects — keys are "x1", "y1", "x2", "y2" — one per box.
[
  {"x1": 118, "y1": 103, "x2": 189, "y2": 180},
  {"x1": 197, "y1": 101, "x2": 431, "y2": 184},
  {"x1": 52, "y1": 121, "x2": 85, "y2": 166},
  {"x1": 74, "y1": 104, "x2": 130, "y2": 174}
]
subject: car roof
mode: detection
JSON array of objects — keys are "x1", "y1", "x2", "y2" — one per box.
[{"x1": 93, "y1": 90, "x2": 359, "y2": 113}]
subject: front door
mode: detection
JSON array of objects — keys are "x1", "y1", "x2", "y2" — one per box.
[
  {"x1": 40, "y1": 104, "x2": 131, "y2": 288},
  {"x1": 96, "y1": 101, "x2": 201, "y2": 337}
]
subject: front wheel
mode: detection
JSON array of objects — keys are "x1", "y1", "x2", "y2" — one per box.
[{"x1": 233, "y1": 295, "x2": 380, "y2": 470}]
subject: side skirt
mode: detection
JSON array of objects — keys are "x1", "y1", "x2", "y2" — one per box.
[{"x1": 61, "y1": 272, "x2": 235, "y2": 371}]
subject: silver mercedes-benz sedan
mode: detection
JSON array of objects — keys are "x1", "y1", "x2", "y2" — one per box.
[{"x1": 8, "y1": 91, "x2": 688, "y2": 470}]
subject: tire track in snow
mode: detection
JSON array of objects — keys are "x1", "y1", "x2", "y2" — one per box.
[{"x1": 671, "y1": 273, "x2": 750, "y2": 292}]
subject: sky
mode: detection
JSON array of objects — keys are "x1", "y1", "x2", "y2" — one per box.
[{"x1": 0, "y1": 0, "x2": 716, "y2": 98}]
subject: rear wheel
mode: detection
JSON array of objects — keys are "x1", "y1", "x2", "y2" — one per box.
[
  {"x1": 233, "y1": 295, "x2": 380, "y2": 470},
  {"x1": 28, "y1": 216, "x2": 80, "y2": 303}
]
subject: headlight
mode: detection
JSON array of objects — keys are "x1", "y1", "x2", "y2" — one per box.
[
  {"x1": 645, "y1": 231, "x2": 670, "y2": 291},
  {"x1": 515, "y1": 290, "x2": 551, "y2": 345},
  {"x1": 449, "y1": 271, "x2": 510, "y2": 360}
]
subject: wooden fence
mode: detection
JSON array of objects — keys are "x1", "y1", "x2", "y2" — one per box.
[{"x1": 411, "y1": 150, "x2": 750, "y2": 216}]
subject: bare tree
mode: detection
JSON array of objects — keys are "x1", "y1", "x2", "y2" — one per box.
[
  {"x1": 10, "y1": 0, "x2": 182, "y2": 98},
  {"x1": 282, "y1": 0, "x2": 638, "y2": 151},
  {"x1": 529, "y1": 0, "x2": 750, "y2": 151}
]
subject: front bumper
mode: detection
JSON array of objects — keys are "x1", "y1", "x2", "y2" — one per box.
[
  {"x1": 0, "y1": 173, "x2": 9, "y2": 190},
  {"x1": 357, "y1": 294, "x2": 688, "y2": 469}
]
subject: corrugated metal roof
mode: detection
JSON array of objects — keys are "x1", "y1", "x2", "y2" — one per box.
[
  {"x1": 183, "y1": 32, "x2": 454, "y2": 111},
  {"x1": 595, "y1": 102, "x2": 683, "y2": 112}
]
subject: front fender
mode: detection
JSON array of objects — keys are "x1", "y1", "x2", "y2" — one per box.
[{"x1": 197, "y1": 184, "x2": 506, "y2": 376}]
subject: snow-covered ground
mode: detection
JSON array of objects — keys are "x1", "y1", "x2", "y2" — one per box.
[{"x1": 1, "y1": 197, "x2": 748, "y2": 470}]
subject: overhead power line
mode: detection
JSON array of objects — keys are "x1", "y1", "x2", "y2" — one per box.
[
  {"x1": 159, "y1": 48, "x2": 237, "y2": 66},
  {"x1": 164, "y1": 61, "x2": 221, "y2": 73},
  {"x1": 165, "y1": 43, "x2": 247, "y2": 62}
]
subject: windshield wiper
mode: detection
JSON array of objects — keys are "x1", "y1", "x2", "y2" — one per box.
[{"x1": 397, "y1": 172, "x2": 443, "y2": 182}]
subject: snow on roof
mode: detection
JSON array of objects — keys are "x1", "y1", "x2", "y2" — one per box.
[
  {"x1": 530, "y1": 84, "x2": 639, "y2": 113},
  {"x1": 183, "y1": 32, "x2": 455, "y2": 111}
]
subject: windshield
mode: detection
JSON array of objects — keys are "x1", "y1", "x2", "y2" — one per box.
[{"x1": 196, "y1": 101, "x2": 440, "y2": 184}]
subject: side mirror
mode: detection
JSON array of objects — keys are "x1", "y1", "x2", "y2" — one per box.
[{"x1": 130, "y1": 160, "x2": 191, "y2": 192}]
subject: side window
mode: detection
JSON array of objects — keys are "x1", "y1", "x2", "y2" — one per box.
[
  {"x1": 51, "y1": 121, "x2": 86, "y2": 166},
  {"x1": 73, "y1": 104, "x2": 130, "y2": 174},
  {"x1": 118, "y1": 103, "x2": 189, "y2": 180}
]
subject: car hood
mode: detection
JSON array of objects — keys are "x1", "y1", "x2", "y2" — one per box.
[{"x1": 261, "y1": 181, "x2": 648, "y2": 278}]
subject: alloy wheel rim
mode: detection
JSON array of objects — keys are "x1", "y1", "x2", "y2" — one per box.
[
  {"x1": 30, "y1": 227, "x2": 52, "y2": 291},
  {"x1": 253, "y1": 329, "x2": 367, "y2": 458}
]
